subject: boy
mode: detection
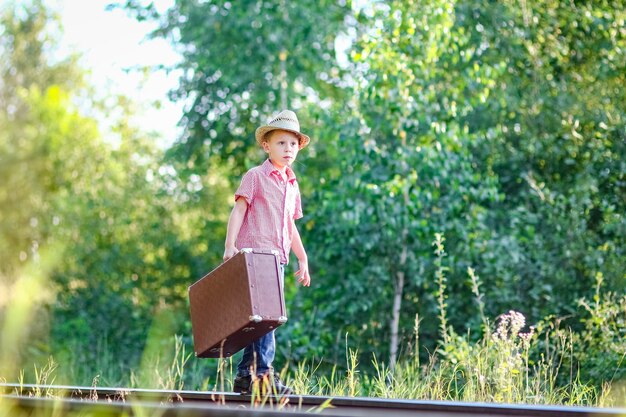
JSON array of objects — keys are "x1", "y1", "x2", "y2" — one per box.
[{"x1": 223, "y1": 109, "x2": 311, "y2": 395}]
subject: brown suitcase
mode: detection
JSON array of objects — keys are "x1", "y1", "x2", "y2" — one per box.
[{"x1": 188, "y1": 248, "x2": 288, "y2": 358}]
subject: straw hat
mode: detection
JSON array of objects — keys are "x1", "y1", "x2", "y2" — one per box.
[{"x1": 255, "y1": 110, "x2": 311, "y2": 149}]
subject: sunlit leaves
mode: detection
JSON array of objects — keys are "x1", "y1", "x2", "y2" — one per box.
[{"x1": 121, "y1": 0, "x2": 353, "y2": 179}]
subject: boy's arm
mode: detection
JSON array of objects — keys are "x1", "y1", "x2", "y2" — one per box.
[
  {"x1": 291, "y1": 223, "x2": 310, "y2": 287},
  {"x1": 223, "y1": 198, "x2": 248, "y2": 261}
]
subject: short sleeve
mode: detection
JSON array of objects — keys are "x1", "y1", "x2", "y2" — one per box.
[
  {"x1": 235, "y1": 170, "x2": 255, "y2": 205},
  {"x1": 294, "y1": 183, "x2": 303, "y2": 220}
]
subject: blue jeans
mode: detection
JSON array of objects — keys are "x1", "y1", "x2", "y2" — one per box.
[{"x1": 237, "y1": 264, "x2": 284, "y2": 377}]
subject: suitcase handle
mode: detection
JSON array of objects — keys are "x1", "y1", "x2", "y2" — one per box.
[{"x1": 240, "y1": 248, "x2": 280, "y2": 257}]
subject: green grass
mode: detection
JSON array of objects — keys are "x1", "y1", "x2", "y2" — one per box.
[{"x1": 2, "y1": 239, "x2": 624, "y2": 408}]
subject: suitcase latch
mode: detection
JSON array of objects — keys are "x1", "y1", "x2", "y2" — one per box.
[
  {"x1": 278, "y1": 316, "x2": 288, "y2": 324},
  {"x1": 249, "y1": 315, "x2": 263, "y2": 323}
]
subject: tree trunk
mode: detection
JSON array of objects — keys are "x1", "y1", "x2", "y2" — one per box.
[
  {"x1": 279, "y1": 50, "x2": 287, "y2": 110},
  {"x1": 278, "y1": 0, "x2": 288, "y2": 109},
  {"x1": 389, "y1": 221, "x2": 409, "y2": 373},
  {"x1": 390, "y1": 135, "x2": 410, "y2": 373},
  {"x1": 389, "y1": 246, "x2": 406, "y2": 373}
]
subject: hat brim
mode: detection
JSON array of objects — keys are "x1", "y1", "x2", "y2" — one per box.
[{"x1": 255, "y1": 126, "x2": 311, "y2": 149}]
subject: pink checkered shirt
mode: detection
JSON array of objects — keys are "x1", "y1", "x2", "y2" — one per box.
[{"x1": 235, "y1": 159, "x2": 303, "y2": 264}]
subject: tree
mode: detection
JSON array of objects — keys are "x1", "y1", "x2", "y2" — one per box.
[
  {"x1": 119, "y1": 0, "x2": 353, "y2": 180},
  {"x1": 0, "y1": 1, "x2": 231, "y2": 383},
  {"x1": 0, "y1": 0, "x2": 83, "y2": 276},
  {"x1": 288, "y1": 0, "x2": 501, "y2": 370},
  {"x1": 468, "y1": 0, "x2": 626, "y2": 307},
  {"x1": 289, "y1": 0, "x2": 625, "y2": 376}
]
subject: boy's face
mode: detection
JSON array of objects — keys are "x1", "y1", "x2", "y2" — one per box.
[{"x1": 262, "y1": 130, "x2": 300, "y2": 169}]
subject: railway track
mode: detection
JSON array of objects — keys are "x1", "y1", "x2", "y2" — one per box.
[{"x1": 1, "y1": 383, "x2": 624, "y2": 417}]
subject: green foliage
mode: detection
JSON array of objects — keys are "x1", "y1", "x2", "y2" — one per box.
[
  {"x1": 282, "y1": 0, "x2": 626, "y2": 388},
  {"x1": 290, "y1": 254, "x2": 623, "y2": 405},
  {"x1": 459, "y1": 0, "x2": 626, "y2": 317},
  {"x1": 0, "y1": 0, "x2": 84, "y2": 277},
  {"x1": 555, "y1": 273, "x2": 626, "y2": 387},
  {"x1": 0, "y1": 0, "x2": 228, "y2": 385},
  {"x1": 362, "y1": 310, "x2": 616, "y2": 406},
  {"x1": 289, "y1": 0, "x2": 502, "y2": 369},
  {"x1": 118, "y1": 0, "x2": 353, "y2": 180}
]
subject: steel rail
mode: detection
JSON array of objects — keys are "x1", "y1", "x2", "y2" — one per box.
[
  {"x1": 0, "y1": 394, "x2": 310, "y2": 417},
  {"x1": 1, "y1": 383, "x2": 625, "y2": 417}
]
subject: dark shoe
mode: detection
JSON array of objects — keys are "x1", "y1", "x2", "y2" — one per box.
[
  {"x1": 254, "y1": 373, "x2": 292, "y2": 396},
  {"x1": 233, "y1": 375, "x2": 251, "y2": 394},
  {"x1": 271, "y1": 373, "x2": 293, "y2": 396}
]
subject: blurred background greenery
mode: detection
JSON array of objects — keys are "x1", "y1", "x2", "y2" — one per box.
[{"x1": 0, "y1": 0, "x2": 624, "y2": 401}]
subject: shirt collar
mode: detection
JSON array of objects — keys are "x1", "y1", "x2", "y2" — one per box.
[{"x1": 261, "y1": 159, "x2": 297, "y2": 183}]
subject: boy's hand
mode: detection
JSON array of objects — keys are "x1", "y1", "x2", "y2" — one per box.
[
  {"x1": 295, "y1": 258, "x2": 311, "y2": 287},
  {"x1": 223, "y1": 245, "x2": 239, "y2": 262}
]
